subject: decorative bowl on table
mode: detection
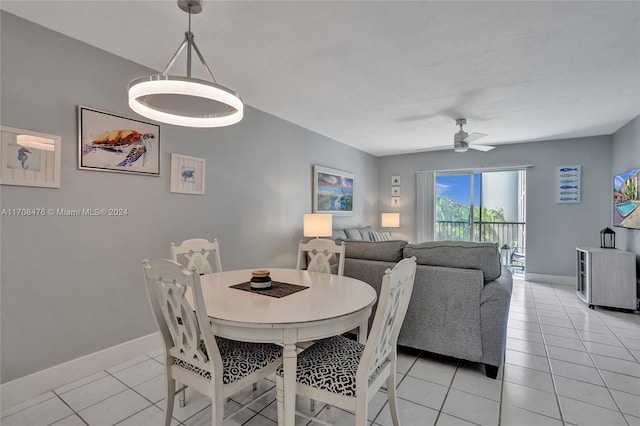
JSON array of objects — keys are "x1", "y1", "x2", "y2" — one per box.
[{"x1": 250, "y1": 270, "x2": 272, "y2": 289}]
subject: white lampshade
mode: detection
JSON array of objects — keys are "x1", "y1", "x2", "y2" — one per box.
[
  {"x1": 303, "y1": 213, "x2": 333, "y2": 238},
  {"x1": 381, "y1": 213, "x2": 400, "y2": 228}
]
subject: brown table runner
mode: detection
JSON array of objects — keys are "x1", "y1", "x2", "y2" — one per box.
[{"x1": 230, "y1": 281, "x2": 308, "y2": 298}]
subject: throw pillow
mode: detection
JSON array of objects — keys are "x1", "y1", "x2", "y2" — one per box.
[
  {"x1": 369, "y1": 231, "x2": 392, "y2": 242},
  {"x1": 344, "y1": 228, "x2": 363, "y2": 240}
]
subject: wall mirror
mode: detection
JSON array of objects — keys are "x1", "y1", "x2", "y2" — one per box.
[{"x1": 0, "y1": 126, "x2": 61, "y2": 188}]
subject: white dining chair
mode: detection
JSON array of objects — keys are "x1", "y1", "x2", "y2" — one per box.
[
  {"x1": 142, "y1": 259, "x2": 282, "y2": 426},
  {"x1": 170, "y1": 238, "x2": 222, "y2": 275},
  {"x1": 296, "y1": 238, "x2": 345, "y2": 276},
  {"x1": 276, "y1": 256, "x2": 417, "y2": 426}
]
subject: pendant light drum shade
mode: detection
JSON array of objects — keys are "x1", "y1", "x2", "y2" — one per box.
[{"x1": 127, "y1": 0, "x2": 243, "y2": 128}]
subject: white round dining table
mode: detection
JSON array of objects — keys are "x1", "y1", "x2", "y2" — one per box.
[{"x1": 198, "y1": 268, "x2": 377, "y2": 426}]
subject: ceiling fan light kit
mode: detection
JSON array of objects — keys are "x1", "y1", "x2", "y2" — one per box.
[{"x1": 128, "y1": 0, "x2": 243, "y2": 128}]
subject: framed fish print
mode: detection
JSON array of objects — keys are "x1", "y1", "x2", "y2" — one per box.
[
  {"x1": 0, "y1": 125, "x2": 62, "y2": 188},
  {"x1": 78, "y1": 106, "x2": 160, "y2": 175},
  {"x1": 170, "y1": 153, "x2": 205, "y2": 195},
  {"x1": 556, "y1": 165, "x2": 581, "y2": 203},
  {"x1": 313, "y1": 165, "x2": 354, "y2": 216}
]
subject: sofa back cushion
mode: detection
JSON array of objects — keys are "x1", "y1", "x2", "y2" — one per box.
[
  {"x1": 340, "y1": 240, "x2": 408, "y2": 262},
  {"x1": 403, "y1": 241, "x2": 501, "y2": 281}
]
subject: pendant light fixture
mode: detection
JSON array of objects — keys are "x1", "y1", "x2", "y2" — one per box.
[{"x1": 128, "y1": 0, "x2": 243, "y2": 128}]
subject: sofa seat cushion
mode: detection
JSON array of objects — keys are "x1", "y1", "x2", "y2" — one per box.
[
  {"x1": 403, "y1": 241, "x2": 501, "y2": 282},
  {"x1": 340, "y1": 240, "x2": 408, "y2": 262}
]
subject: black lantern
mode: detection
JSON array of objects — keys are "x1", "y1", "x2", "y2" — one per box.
[{"x1": 600, "y1": 227, "x2": 616, "y2": 249}]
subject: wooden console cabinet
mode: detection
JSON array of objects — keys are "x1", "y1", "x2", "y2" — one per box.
[{"x1": 576, "y1": 247, "x2": 637, "y2": 310}]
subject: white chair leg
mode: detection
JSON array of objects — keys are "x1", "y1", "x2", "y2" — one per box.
[
  {"x1": 276, "y1": 375, "x2": 285, "y2": 426},
  {"x1": 354, "y1": 397, "x2": 368, "y2": 426},
  {"x1": 386, "y1": 374, "x2": 400, "y2": 426},
  {"x1": 178, "y1": 381, "x2": 186, "y2": 407},
  {"x1": 165, "y1": 378, "x2": 176, "y2": 426},
  {"x1": 212, "y1": 394, "x2": 224, "y2": 426}
]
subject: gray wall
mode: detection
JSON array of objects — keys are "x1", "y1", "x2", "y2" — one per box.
[
  {"x1": 0, "y1": 12, "x2": 378, "y2": 383},
  {"x1": 378, "y1": 136, "x2": 614, "y2": 278}
]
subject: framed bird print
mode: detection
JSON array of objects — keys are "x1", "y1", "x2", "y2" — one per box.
[{"x1": 78, "y1": 106, "x2": 160, "y2": 176}]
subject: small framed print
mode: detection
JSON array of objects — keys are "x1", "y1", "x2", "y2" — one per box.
[
  {"x1": 1, "y1": 126, "x2": 61, "y2": 188},
  {"x1": 391, "y1": 186, "x2": 401, "y2": 196},
  {"x1": 170, "y1": 153, "x2": 205, "y2": 195},
  {"x1": 391, "y1": 175, "x2": 401, "y2": 186},
  {"x1": 391, "y1": 196, "x2": 400, "y2": 206}
]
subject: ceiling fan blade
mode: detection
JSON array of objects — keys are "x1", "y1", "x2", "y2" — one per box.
[
  {"x1": 469, "y1": 144, "x2": 495, "y2": 152},
  {"x1": 415, "y1": 145, "x2": 452, "y2": 152},
  {"x1": 463, "y1": 132, "x2": 487, "y2": 143}
]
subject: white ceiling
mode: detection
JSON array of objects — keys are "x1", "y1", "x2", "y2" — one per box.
[{"x1": 2, "y1": 1, "x2": 639, "y2": 157}]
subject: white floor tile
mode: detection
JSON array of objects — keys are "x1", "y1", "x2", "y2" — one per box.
[
  {"x1": 111, "y1": 357, "x2": 164, "y2": 388},
  {"x1": 577, "y1": 330, "x2": 624, "y2": 346},
  {"x1": 133, "y1": 373, "x2": 167, "y2": 404},
  {"x1": 583, "y1": 340, "x2": 637, "y2": 361},
  {"x1": 546, "y1": 345, "x2": 594, "y2": 367},
  {"x1": 59, "y1": 374, "x2": 128, "y2": 412},
  {"x1": 374, "y1": 396, "x2": 439, "y2": 426},
  {"x1": 507, "y1": 319, "x2": 541, "y2": 333},
  {"x1": 501, "y1": 381, "x2": 560, "y2": 419},
  {"x1": 610, "y1": 389, "x2": 640, "y2": 417},
  {"x1": 624, "y1": 413, "x2": 640, "y2": 426},
  {"x1": 553, "y1": 376, "x2": 618, "y2": 410},
  {"x1": 105, "y1": 354, "x2": 150, "y2": 374},
  {"x1": 78, "y1": 389, "x2": 151, "y2": 425},
  {"x1": 1, "y1": 391, "x2": 57, "y2": 418},
  {"x1": 591, "y1": 354, "x2": 640, "y2": 378},
  {"x1": 548, "y1": 359, "x2": 605, "y2": 386},
  {"x1": 117, "y1": 404, "x2": 180, "y2": 426},
  {"x1": 434, "y1": 413, "x2": 478, "y2": 425},
  {"x1": 451, "y1": 363, "x2": 502, "y2": 401},
  {"x1": 441, "y1": 389, "x2": 499, "y2": 426},
  {"x1": 558, "y1": 395, "x2": 628, "y2": 426},
  {"x1": 506, "y1": 338, "x2": 547, "y2": 357},
  {"x1": 54, "y1": 370, "x2": 109, "y2": 395},
  {"x1": 505, "y1": 349, "x2": 550, "y2": 373},
  {"x1": 503, "y1": 363, "x2": 555, "y2": 393},
  {"x1": 507, "y1": 327, "x2": 544, "y2": 344},
  {"x1": 500, "y1": 403, "x2": 563, "y2": 426},
  {"x1": 540, "y1": 324, "x2": 580, "y2": 339},
  {"x1": 0, "y1": 396, "x2": 74, "y2": 426},
  {"x1": 51, "y1": 413, "x2": 87, "y2": 426},
  {"x1": 396, "y1": 375, "x2": 448, "y2": 410},
  {"x1": 407, "y1": 355, "x2": 458, "y2": 386},
  {"x1": 600, "y1": 369, "x2": 640, "y2": 395}
]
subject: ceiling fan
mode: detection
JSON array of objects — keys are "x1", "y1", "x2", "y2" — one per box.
[
  {"x1": 417, "y1": 118, "x2": 495, "y2": 153},
  {"x1": 452, "y1": 118, "x2": 494, "y2": 152}
]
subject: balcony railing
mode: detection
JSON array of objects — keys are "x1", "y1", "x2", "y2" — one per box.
[{"x1": 435, "y1": 220, "x2": 526, "y2": 252}]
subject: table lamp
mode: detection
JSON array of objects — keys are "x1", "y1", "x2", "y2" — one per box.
[
  {"x1": 303, "y1": 213, "x2": 333, "y2": 238},
  {"x1": 381, "y1": 213, "x2": 400, "y2": 232}
]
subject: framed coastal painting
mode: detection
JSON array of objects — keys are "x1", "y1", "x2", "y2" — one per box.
[
  {"x1": 78, "y1": 106, "x2": 160, "y2": 176},
  {"x1": 170, "y1": 153, "x2": 206, "y2": 195},
  {"x1": 0, "y1": 126, "x2": 62, "y2": 188},
  {"x1": 313, "y1": 165, "x2": 354, "y2": 216}
]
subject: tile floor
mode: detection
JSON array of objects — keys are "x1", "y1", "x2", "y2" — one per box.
[{"x1": 2, "y1": 277, "x2": 640, "y2": 426}]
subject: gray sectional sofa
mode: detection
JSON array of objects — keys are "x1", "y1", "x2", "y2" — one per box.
[{"x1": 333, "y1": 233, "x2": 513, "y2": 378}]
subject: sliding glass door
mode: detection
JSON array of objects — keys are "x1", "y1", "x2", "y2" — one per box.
[{"x1": 435, "y1": 170, "x2": 526, "y2": 257}]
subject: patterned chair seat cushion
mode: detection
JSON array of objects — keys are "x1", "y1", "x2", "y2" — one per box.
[
  {"x1": 276, "y1": 335, "x2": 365, "y2": 397},
  {"x1": 174, "y1": 337, "x2": 282, "y2": 385}
]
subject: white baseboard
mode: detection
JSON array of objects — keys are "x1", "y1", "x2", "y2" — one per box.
[
  {"x1": 524, "y1": 272, "x2": 576, "y2": 286},
  {"x1": 1, "y1": 332, "x2": 161, "y2": 410}
]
